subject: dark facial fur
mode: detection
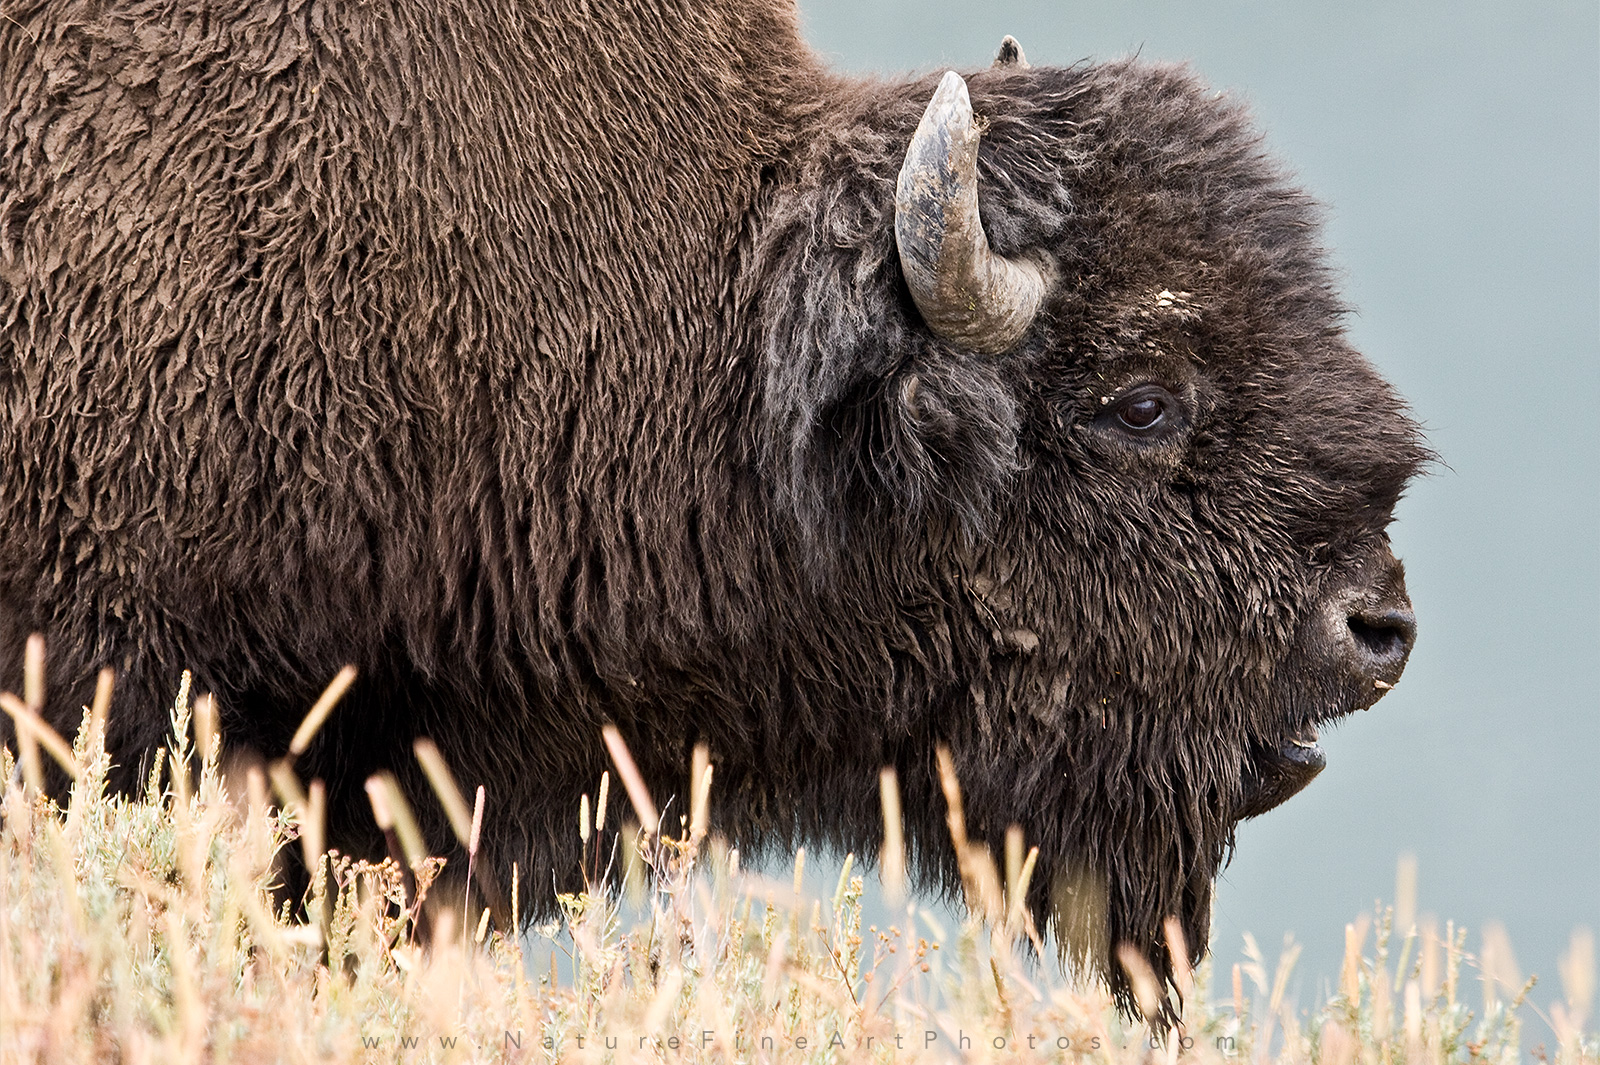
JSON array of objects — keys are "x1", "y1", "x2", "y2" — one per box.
[{"x1": 1, "y1": 1, "x2": 1426, "y2": 1005}]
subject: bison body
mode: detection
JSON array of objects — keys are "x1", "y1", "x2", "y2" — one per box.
[{"x1": 0, "y1": 0, "x2": 1425, "y2": 992}]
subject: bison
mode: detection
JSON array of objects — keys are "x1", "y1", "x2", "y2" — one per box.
[{"x1": 0, "y1": 0, "x2": 1424, "y2": 997}]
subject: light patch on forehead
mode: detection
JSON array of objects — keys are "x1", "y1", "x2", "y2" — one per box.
[
  {"x1": 1136, "y1": 287, "x2": 1200, "y2": 323},
  {"x1": 1116, "y1": 286, "x2": 1206, "y2": 367},
  {"x1": 1100, "y1": 284, "x2": 1208, "y2": 377}
]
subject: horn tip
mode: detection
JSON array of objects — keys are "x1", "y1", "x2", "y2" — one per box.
[
  {"x1": 918, "y1": 71, "x2": 974, "y2": 146},
  {"x1": 995, "y1": 36, "x2": 1030, "y2": 69},
  {"x1": 932, "y1": 69, "x2": 969, "y2": 107}
]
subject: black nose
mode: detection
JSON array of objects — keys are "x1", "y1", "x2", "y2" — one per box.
[
  {"x1": 1324, "y1": 550, "x2": 1416, "y2": 699},
  {"x1": 1344, "y1": 601, "x2": 1420, "y2": 668}
]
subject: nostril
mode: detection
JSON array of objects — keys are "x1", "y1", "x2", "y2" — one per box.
[{"x1": 1346, "y1": 609, "x2": 1416, "y2": 661}]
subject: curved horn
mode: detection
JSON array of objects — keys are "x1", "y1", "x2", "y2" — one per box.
[{"x1": 894, "y1": 71, "x2": 1049, "y2": 354}]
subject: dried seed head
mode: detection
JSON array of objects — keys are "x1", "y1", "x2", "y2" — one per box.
[
  {"x1": 690, "y1": 754, "x2": 713, "y2": 844},
  {"x1": 365, "y1": 775, "x2": 394, "y2": 830},
  {"x1": 0, "y1": 692, "x2": 79, "y2": 783},
  {"x1": 23, "y1": 632, "x2": 44, "y2": 710},
  {"x1": 1560, "y1": 927, "x2": 1596, "y2": 1032},
  {"x1": 1421, "y1": 916, "x2": 1442, "y2": 998},
  {"x1": 1404, "y1": 979, "x2": 1424, "y2": 1045},
  {"x1": 469, "y1": 784, "x2": 485, "y2": 857},
  {"x1": 1117, "y1": 942, "x2": 1164, "y2": 1023},
  {"x1": 413, "y1": 738, "x2": 473, "y2": 846},
  {"x1": 89, "y1": 667, "x2": 115, "y2": 749},
  {"x1": 1480, "y1": 921, "x2": 1523, "y2": 1011},
  {"x1": 934, "y1": 745, "x2": 967, "y2": 851},
  {"x1": 302, "y1": 778, "x2": 327, "y2": 871},
  {"x1": 1341, "y1": 921, "x2": 1365, "y2": 1002},
  {"x1": 1005, "y1": 825, "x2": 1025, "y2": 907},
  {"x1": 288, "y1": 665, "x2": 357, "y2": 758},
  {"x1": 193, "y1": 693, "x2": 219, "y2": 765},
  {"x1": 601, "y1": 725, "x2": 658, "y2": 834},
  {"x1": 268, "y1": 758, "x2": 309, "y2": 815},
  {"x1": 1395, "y1": 852, "x2": 1418, "y2": 934},
  {"x1": 366, "y1": 771, "x2": 426, "y2": 867},
  {"x1": 1164, "y1": 915, "x2": 1194, "y2": 1002},
  {"x1": 879, "y1": 767, "x2": 905, "y2": 905}
]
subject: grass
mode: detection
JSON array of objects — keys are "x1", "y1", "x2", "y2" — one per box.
[{"x1": 0, "y1": 654, "x2": 1594, "y2": 1064}]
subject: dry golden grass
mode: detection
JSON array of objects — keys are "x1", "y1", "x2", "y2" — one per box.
[{"x1": 0, "y1": 657, "x2": 1594, "y2": 1064}]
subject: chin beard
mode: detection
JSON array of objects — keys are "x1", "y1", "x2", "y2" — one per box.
[{"x1": 1040, "y1": 817, "x2": 1231, "y2": 1017}]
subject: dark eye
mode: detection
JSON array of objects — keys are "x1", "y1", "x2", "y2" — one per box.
[
  {"x1": 1093, "y1": 384, "x2": 1185, "y2": 442},
  {"x1": 1118, "y1": 396, "x2": 1165, "y2": 430}
]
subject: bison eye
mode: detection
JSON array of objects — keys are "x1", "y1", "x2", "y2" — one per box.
[
  {"x1": 1118, "y1": 396, "x2": 1164, "y2": 430},
  {"x1": 1097, "y1": 384, "x2": 1182, "y2": 440}
]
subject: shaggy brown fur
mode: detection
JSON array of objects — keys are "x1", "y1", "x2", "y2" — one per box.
[{"x1": 1, "y1": 0, "x2": 1426, "y2": 1000}]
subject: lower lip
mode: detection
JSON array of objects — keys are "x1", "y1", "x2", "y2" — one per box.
[{"x1": 1280, "y1": 733, "x2": 1325, "y2": 768}]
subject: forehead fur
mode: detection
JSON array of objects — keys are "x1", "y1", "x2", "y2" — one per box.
[{"x1": 976, "y1": 60, "x2": 1343, "y2": 350}]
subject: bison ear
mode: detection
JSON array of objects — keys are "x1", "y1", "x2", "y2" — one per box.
[
  {"x1": 756, "y1": 74, "x2": 1043, "y2": 553},
  {"x1": 763, "y1": 342, "x2": 1023, "y2": 553},
  {"x1": 993, "y1": 35, "x2": 1030, "y2": 69}
]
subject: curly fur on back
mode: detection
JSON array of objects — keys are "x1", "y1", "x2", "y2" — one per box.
[{"x1": 1, "y1": 0, "x2": 1426, "y2": 999}]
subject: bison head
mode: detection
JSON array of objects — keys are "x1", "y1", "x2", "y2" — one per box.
[{"x1": 756, "y1": 55, "x2": 1427, "y2": 1000}]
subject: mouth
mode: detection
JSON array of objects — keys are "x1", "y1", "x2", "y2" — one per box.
[
  {"x1": 1237, "y1": 719, "x2": 1328, "y2": 820},
  {"x1": 1238, "y1": 658, "x2": 1409, "y2": 820}
]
